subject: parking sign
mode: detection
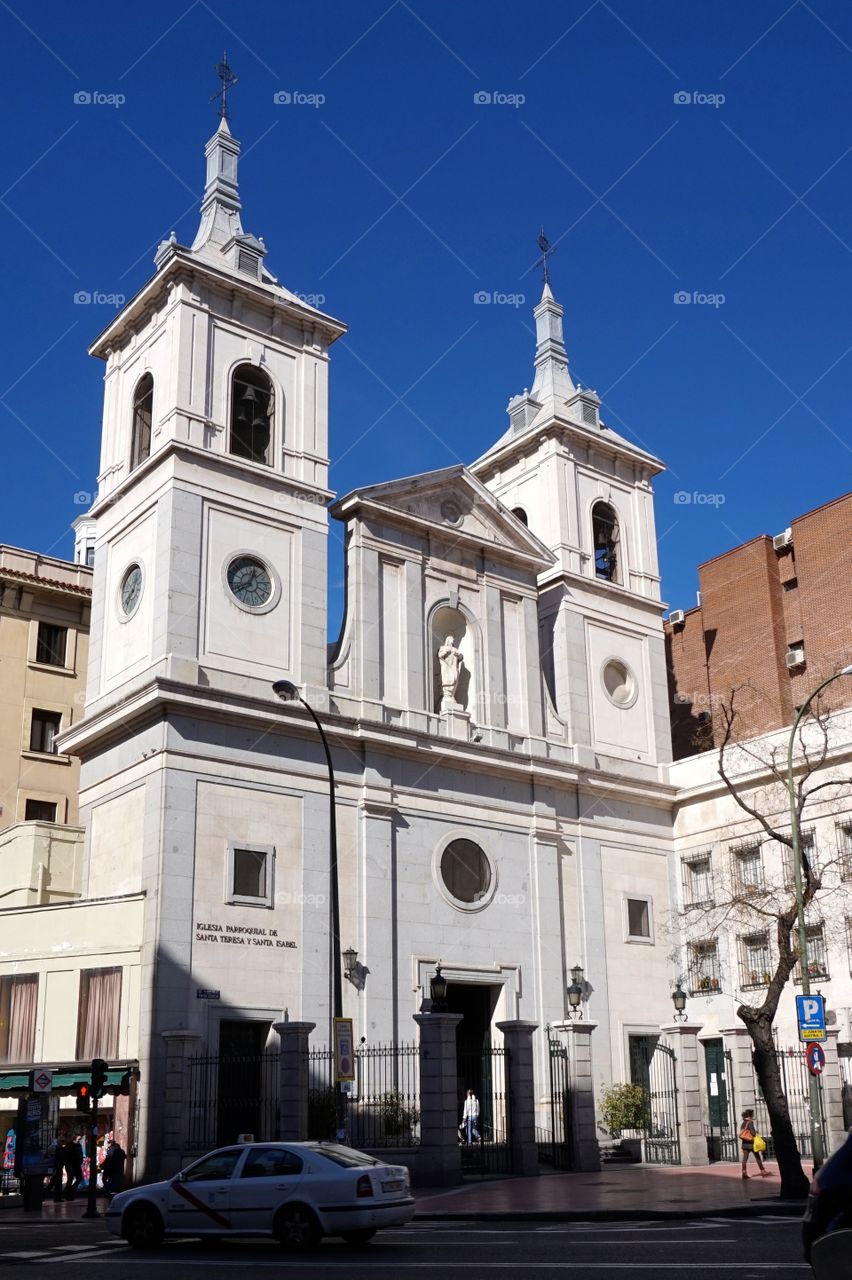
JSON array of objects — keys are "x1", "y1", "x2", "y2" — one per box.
[{"x1": 796, "y1": 993, "x2": 827, "y2": 1042}]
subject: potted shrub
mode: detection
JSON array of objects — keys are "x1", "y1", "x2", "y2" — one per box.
[
  {"x1": 599, "y1": 1082, "x2": 647, "y2": 1161},
  {"x1": 378, "y1": 1088, "x2": 420, "y2": 1140}
]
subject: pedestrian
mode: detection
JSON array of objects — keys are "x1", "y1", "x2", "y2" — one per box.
[
  {"x1": 101, "y1": 1139, "x2": 126, "y2": 1198},
  {"x1": 64, "y1": 1136, "x2": 84, "y2": 1198},
  {"x1": 461, "y1": 1088, "x2": 481, "y2": 1144},
  {"x1": 740, "y1": 1108, "x2": 770, "y2": 1179},
  {"x1": 45, "y1": 1135, "x2": 65, "y2": 1201}
]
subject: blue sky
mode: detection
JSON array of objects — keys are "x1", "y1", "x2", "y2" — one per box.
[{"x1": 3, "y1": 1, "x2": 852, "y2": 637}]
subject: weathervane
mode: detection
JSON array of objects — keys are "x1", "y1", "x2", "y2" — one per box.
[
  {"x1": 535, "y1": 227, "x2": 555, "y2": 285},
  {"x1": 211, "y1": 53, "x2": 238, "y2": 122}
]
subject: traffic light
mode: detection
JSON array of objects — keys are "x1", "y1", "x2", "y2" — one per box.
[
  {"x1": 91, "y1": 1058, "x2": 108, "y2": 1099},
  {"x1": 76, "y1": 1083, "x2": 91, "y2": 1113}
]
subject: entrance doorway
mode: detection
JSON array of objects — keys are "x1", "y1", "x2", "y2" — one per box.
[
  {"x1": 216, "y1": 1020, "x2": 268, "y2": 1145},
  {"x1": 703, "y1": 1038, "x2": 728, "y2": 1129},
  {"x1": 446, "y1": 982, "x2": 501, "y2": 1141}
]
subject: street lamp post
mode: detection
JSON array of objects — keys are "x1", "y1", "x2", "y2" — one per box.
[
  {"x1": 273, "y1": 680, "x2": 344, "y2": 1130},
  {"x1": 786, "y1": 663, "x2": 852, "y2": 1171}
]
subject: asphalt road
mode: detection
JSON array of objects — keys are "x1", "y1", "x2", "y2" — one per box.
[{"x1": 0, "y1": 1214, "x2": 814, "y2": 1277}]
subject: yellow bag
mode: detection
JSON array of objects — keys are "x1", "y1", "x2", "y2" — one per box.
[{"x1": 753, "y1": 1134, "x2": 766, "y2": 1154}]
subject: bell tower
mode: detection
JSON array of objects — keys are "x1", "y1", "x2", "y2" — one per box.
[
  {"x1": 472, "y1": 260, "x2": 671, "y2": 768},
  {"x1": 78, "y1": 101, "x2": 345, "y2": 720}
]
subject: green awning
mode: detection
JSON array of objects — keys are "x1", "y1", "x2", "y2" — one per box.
[{"x1": 0, "y1": 1068, "x2": 132, "y2": 1097}]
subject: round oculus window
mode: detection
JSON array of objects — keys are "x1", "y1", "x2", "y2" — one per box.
[
  {"x1": 120, "y1": 564, "x2": 143, "y2": 617},
  {"x1": 602, "y1": 658, "x2": 637, "y2": 708},
  {"x1": 227, "y1": 555, "x2": 273, "y2": 609},
  {"x1": 440, "y1": 838, "x2": 492, "y2": 904}
]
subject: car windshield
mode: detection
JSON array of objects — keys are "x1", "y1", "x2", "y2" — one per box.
[{"x1": 305, "y1": 1143, "x2": 381, "y2": 1168}]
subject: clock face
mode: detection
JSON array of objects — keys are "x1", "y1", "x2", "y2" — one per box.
[
  {"x1": 120, "y1": 564, "x2": 143, "y2": 616},
  {"x1": 227, "y1": 556, "x2": 273, "y2": 608}
]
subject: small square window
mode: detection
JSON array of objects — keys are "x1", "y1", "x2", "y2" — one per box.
[
  {"x1": 227, "y1": 843, "x2": 274, "y2": 907},
  {"x1": 29, "y1": 710, "x2": 62, "y2": 754},
  {"x1": 36, "y1": 623, "x2": 68, "y2": 667},
  {"x1": 25, "y1": 799, "x2": 57, "y2": 822},
  {"x1": 626, "y1": 897, "x2": 651, "y2": 940}
]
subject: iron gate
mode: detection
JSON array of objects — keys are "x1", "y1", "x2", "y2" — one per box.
[
  {"x1": 631, "y1": 1036, "x2": 681, "y2": 1165},
  {"x1": 538, "y1": 1027, "x2": 573, "y2": 1170},
  {"x1": 186, "y1": 1051, "x2": 280, "y2": 1151},
  {"x1": 457, "y1": 1042, "x2": 511, "y2": 1174}
]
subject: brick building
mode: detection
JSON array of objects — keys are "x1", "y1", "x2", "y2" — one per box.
[{"x1": 666, "y1": 491, "x2": 852, "y2": 759}]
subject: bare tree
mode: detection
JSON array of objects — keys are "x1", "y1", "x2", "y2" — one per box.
[{"x1": 679, "y1": 685, "x2": 852, "y2": 1199}]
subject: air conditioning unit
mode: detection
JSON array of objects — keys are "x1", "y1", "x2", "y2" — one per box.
[
  {"x1": 669, "y1": 609, "x2": 686, "y2": 626},
  {"x1": 773, "y1": 528, "x2": 793, "y2": 552},
  {"x1": 785, "y1": 647, "x2": 805, "y2": 669}
]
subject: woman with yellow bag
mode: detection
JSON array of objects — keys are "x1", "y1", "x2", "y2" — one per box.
[{"x1": 740, "y1": 1108, "x2": 771, "y2": 1178}]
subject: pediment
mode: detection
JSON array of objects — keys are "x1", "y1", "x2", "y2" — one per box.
[{"x1": 332, "y1": 465, "x2": 554, "y2": 570}]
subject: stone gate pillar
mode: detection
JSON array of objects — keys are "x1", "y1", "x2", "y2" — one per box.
[
  {"x1": 160, "y1": 1030, "x2": 201, "y2": 1176},
  {"x1": 661, "y1": 1022, "x2": 709, "y2": 1166},
  {"x1": 496, "y1": 1020, "x2": 539, "y2": 1176},
  {"x1": 551, "y1": 1019, "x2": 601, "y2": 1172},
  {"x1": 413, "y1": 1011, "x2": 463, "y2": 1186},
  {"x1": 720, "y1": 1025, "x2": 757, "y2": 1118},
  {"x1": 822, "y1": 1028, "x2": 847, "y2": 1156},
  {"x1": 273, "y1": 1020, "x2": 316, "y2": 1141}
]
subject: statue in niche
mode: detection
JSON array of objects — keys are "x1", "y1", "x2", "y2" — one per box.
[{"x1": 437, "y1": 635, "x2": 465, "y2": 710}]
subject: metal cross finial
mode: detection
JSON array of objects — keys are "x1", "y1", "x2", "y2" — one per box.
[
  {"x1": 211, "y1": 53, "x2": 238, "y2": 122},
  {"x1": 535, "y1": 227, "x2": 555, "y2": 285}
]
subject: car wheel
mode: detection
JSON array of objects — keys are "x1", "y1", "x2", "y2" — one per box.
[
  {"x1": 273, "y1": 1204, "x2": 321, "y2": 1251},
  {"x1": 123, "y1": 1204, "x2": 165, "y2": 1250},
  {"x1": 342, "y1": 1229, "x2": 377, "y2": 1246}
]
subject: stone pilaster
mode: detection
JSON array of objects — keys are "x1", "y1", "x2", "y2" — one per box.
[
  {"x1": 551, "y1": 1019, "x2": 601, "y2": 1172},
  {"x1": 496, "y1": 1020, "x2": 539, "y2": 1176},
  {"x1": 661, "y1": 1022, "x2": 709, "y2": 1167},
  {"x1": 274, "y1": 1021, "x2": 316, "y2": 1141},
  {"x1": 160, "y1": 1030, "x2": 201, "y2": 1176},
  {"x1": 413, "y1": 1012, "x2": 464, "y2": 1186}
]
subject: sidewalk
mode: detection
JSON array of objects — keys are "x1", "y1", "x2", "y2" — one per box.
[{"x1": 414, "y1": 1162, "x2": 806, "y2": 1221}]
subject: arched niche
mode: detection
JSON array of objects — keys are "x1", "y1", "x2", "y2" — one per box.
[{"x1": 430, "y1": 605, "x2": 475, "y2": 714}]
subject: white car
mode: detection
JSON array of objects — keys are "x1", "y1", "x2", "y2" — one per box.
[{"x1": 105, "y1": 1141, "x2": 414, "y2": 1250}]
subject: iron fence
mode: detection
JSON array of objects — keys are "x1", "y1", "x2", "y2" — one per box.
[
  {"x1": 751, "y1": 1044, "x2": 825, "y2": 1161},
  {"x1": 307, "y1": 1040, "x2": 421, "y2": 1148},
  {"x1": 186, "y1": 1051, "x2": 280, "y2": 1151},
  {"x1": 839, "y1": 1043, "x2": 852, "y2": 1129}
]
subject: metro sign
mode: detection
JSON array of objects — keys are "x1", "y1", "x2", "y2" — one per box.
[{"x1": 29, "y1": 1069, "x2": 53, "y2": 1094}]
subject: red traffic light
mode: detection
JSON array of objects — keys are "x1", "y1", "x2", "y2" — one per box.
[{"x1": 76, "y1": 1083, "x2": 91, "y2": 1112}]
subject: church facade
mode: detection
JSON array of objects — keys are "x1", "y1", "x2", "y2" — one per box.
[
  {"x1": 54, "y1": 114, "x2": 677, "y2": 1173},
  {"x1": 5, "y1": 111, "x2": 850, "y2": 1180}
]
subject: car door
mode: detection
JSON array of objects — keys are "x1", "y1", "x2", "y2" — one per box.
[
  {"x1": 229, "y1": 1145, "x2": 305, "y2": 1233},
  {"x1": 164, "y1": 1148, "x2": 244, "y2": 1234}
]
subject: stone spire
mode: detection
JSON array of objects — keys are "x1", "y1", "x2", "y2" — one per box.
[
  {"x1": 155, "y1": 113, "x2": 269, "y2": 281},
  {"x1": 529, "y1": 282, "x2": 575, "y2": 406},
  {"x1": 191, "y1": 116, "x2": 244, "y2": 253},
  {"x1": 505, "y1": 281, "x2": 577, "y2": 435}
]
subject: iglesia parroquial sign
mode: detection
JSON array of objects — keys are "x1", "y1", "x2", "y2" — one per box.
[{"x1": 195, "y1": 920, "x2": 297, "y2": 948}]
